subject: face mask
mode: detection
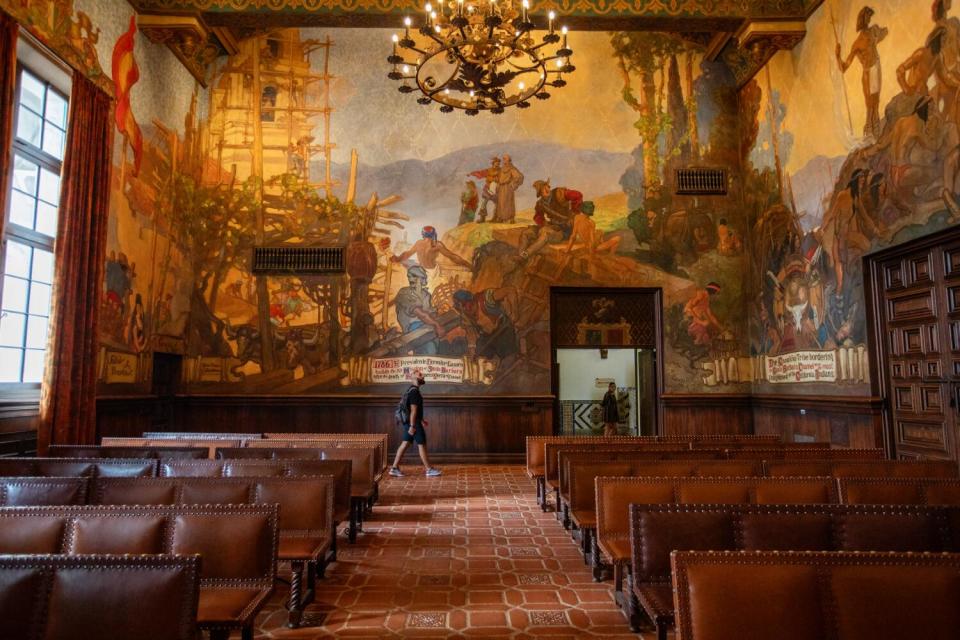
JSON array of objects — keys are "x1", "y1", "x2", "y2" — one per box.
[{"x1": 417, "y1": 378, "x2": 426, "y2": 386}]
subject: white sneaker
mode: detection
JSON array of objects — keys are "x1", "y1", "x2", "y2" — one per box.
[
  {"x1": 425, "y1": 468, "x2": 442, "y2": 477},
  {"x1": 389, "y1": 467, "x2": 405, "y2": 477}
]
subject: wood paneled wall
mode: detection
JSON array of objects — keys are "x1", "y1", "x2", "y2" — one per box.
[
  {"x1": 752, "y1": 395, "x2": 884, "y2": 449},
  {"x1": 97, "y1": 395, "x2": 554, "y2": 462},
  {"x1": 91, "y1": 392, "x2": 886, "y2": 458},
  {"x1": 0, "y1": 398, "x2": 39, "y2": 455}
]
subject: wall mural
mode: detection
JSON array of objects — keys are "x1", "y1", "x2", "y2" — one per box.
[
  {"x1": 745, "y1": 0, "x2": 956, "y2": 395},
  {"x1": 103, "y1": 27, "x2": 748, "y2": 396}
]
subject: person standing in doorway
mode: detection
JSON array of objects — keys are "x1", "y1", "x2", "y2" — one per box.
[
  {"x1": 601, "y1": 382, "x2": 620, "y2": 436},
  {"x1": 390, "y1": 369, "x2": 442, "y2": 477}
]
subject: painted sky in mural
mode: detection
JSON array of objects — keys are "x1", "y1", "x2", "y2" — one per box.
[{"x1": 746, "y1": 0, "x2": 956, "y2": 394}]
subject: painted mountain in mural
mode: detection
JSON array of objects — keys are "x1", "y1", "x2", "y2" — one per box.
[
  {"x1": 320, "y1": 141, "x2": 633, "y2": 230},
  {"x1": 788, "y1": 154, "x2": 846, "y2": 232}
]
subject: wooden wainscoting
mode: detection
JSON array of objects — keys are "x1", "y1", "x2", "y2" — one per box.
[
  {"x1": 97, "y1": 395, "x2": 553, "y2": 463},
  {"x1": 0, "y1": 397, "x2": 40, "y2": 456},
  {"x1": 752, "y1": 395, "x2": 884, "y2": 449},
  {"x1": 660, "y1": 394, "x2": 754, "y2": 436}
]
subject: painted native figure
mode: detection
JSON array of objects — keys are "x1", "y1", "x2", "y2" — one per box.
[{"x1": 837, "y1": 6, "x2": 888, "y2": 137}]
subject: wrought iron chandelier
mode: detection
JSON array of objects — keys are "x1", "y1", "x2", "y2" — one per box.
[{"x1": 386, "y1": 0, "x2": 574, "y2": 114}]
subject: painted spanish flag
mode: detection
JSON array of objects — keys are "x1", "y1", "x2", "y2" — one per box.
[{"x1": 112, "y1": 16, "x2": 142, "y2": 177}]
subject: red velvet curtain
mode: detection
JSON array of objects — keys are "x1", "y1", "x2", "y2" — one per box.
[
  {"x1": 0, "y1": 12, "x2": 17, "y2": 244},
  {"x1": 38, "y1": 72, "x2": 113, "y2": 451}
]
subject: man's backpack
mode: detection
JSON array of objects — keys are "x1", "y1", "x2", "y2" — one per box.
[{"x1": 394, "y1": 385, "x2": 417, "y2": 425}]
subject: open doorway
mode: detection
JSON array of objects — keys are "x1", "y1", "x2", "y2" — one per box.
[
  {"x1": 556, "y1": 347, "x2": 657, "y2": 435},
  {"x1": 550, "y1": 287, "x2": 663, "y2": 436}
]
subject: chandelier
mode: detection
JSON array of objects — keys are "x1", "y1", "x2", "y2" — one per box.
[{"x1": 386, "y1": 0, "x2": 575, "y2": 114}]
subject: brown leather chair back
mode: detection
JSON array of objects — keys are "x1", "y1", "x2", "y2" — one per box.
[
  {"x1": 671, "y1": 551, "x2": 960, "y2": 640},
  {"x1": 691, "y1": 440, "x2": 822, "y2": 449},
  {"x1": 838, "y1": 477, "x2": 960, "y2": 505},
  {"x1": 595, "y1": 476, "x2": 838, "y2": 564},
  {"x1": 0, "y1": 504, "x2": 279, "y2": 587},
  {"x1": 724, "y1": 448, "x2": 886, "y2": 460},
  {"x1": 50, "y1": 445, "x2": 208, "y2": 460},
  {"x1": 557, "y1": 443, "x2": 723, "y2": 500},
  {"x1": 765, "y1": 459, "x2": 959, "y2": 478},
  {"x1": 629, "y1": 504, "x2": 957, "y2": 587},
  {"x1": 262, "y1": 434, "x2": 388, "y2": 473},
  {"x1": 220, "y1": 445, "x2": 374, "y2": 490},
  {"x1": 0, "y1": 477, "x2": 88, "y2": 506},
  {"x1": 91, "y1": 476, "x2": 335, "y2": 537},
  {"x1": 545, "y1": 443, "x2": 695, "y2": 489},
  {"x1": 143, "y1": 431, "x2": 262, "y2": 440},
  {"x1": 0, "y1": 457, "x2": 157, "y2": 478},
  {"x1": 101, "y1": 437, "x2": 242, "y2": 458},
  {"x1": 0, "y1": 554, "x2": 201, "y2": 640},
  {"x1": 568, "y1": 459, "x2": 762, "y2": 517}
]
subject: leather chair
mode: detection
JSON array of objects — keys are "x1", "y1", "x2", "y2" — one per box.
[
  {"x1": 0, "y1": 457, "x2": 156, "y2": 478},
  {"x1": 49, "y1": 445, "x2": 208, "y2": 460},
  {"x1": 90, "y1": 475, "x2": 334, "y2": 628},
  {"x1": 671, "y1": 550, "x2": 960, "y2": 640},
  {"x1": 838, "y1": 477, "x2": 960, "y2": 505},
  {"x1": 0, "y1": 503, "x2": 277, "y2": 639},
  {"x1": 0, "y1": 477, "x2": 88, "y2": 505},
  {"x1": 765, "y1": 459, "x2": 959, "y2": 478},
  {"x1": 0, "y1": 554, "x2": 201, "y2": 640},
  {"x1": 628, "y1": 503, "x2": 959, "y2": 639}
]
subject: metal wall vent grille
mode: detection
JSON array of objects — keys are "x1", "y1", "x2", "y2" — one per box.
[
  {"x1": 252, "y1": 246, "x2": 345, "y2": 274},
  {"x1": 675, "y1": 167, "x2": 727, "y2": 195}
]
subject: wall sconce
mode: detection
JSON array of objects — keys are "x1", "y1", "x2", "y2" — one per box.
[{"x1": 600, "y1": 349, "x2": 608, "y2": 359}]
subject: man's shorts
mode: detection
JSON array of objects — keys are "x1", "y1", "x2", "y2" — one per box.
[{"x1": 401, "y1": 423, "x2": 427, "y2": 445}]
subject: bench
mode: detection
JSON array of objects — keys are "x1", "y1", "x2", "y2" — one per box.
[
  {"x1": 0, "y1": 554, "x2": 201, "y2": 640},
  {"x1": 0, "y1": 457, "x2": 157, "y2": 478},
  {"x1": 219, "y1": 446, "x2": 377, "y2": 535},
  {"x1": 49, "y1": 445, "x2": 208, "y2": 460},
  {"x1": 594, "y1": 476, "x2": 839, "y2": 588},
  {"x1": 526, "y1": 435, "x2": 781, "y2": 509},
  {"x1": 91, "y1": 475, "x2": 335, "y2": 628},
  {"x1": 159, "y1": 458, "x2": 354, "y2": 546},
  {"x1": 566, "y1": 459, "x2": 761, "y2": 557},
  {"x1": 627, "y1": 503, "x2": 960, "y2": 639},
  {"x1": 838, "y1": 477, "x2": 960, "y2": 505},
  {"x1": 0, "y1": 504, "x2": 278, "y2": 639},
  {"x1": 101, "y1": 437, "x2": 242, "y2": 459},
  {"x1": 0, "y1": 477, "x2": 88, "y2": 505},
  {"x1": 765, "y1": 459, "x2": 959, "y2": 478},
  {"x1": 143, "y1": 431, "x2": 263, "y2": 440},
  {"x1": 263, "y1": 433, "x2": 388, "y2": 475},
  {"x1": 671, "y1": 550, "x2": 960, "y2": 640},
  {"x1": 724, "y1": 447, "x2": 886, "y2": 459}
]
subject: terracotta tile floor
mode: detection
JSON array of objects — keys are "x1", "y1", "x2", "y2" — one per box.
[{"x1": 254, "y1": 464, "x2": 651, "y2": 639}]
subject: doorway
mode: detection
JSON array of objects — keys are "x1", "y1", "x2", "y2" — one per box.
[
  {"x1": 865, "y1": 226, "x2": 960, "y2": 467},
  {"x1": 549, "y1": 287, "x2": 663, "y2": 436},
  {"x1": 555, "y1": 347, "x2": 657, "y2": 435}
]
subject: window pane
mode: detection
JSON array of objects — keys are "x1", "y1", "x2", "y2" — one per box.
[
  {"x1": 38, "y1": 168, "x2": 60, "y2": 205},
  {"x1": 22, "y1": 349, "x2": 44, "y2": 383},
  {"x1": 25, "y1": 315, "x2": 48, "y2": 350},
  {"x1": 19, "y1": 72, "x2": 44, "y2": 113},
  {"x1": 2, "y1": 277, "x2": 28, "y2": 313},
  {"x1": 0, "y1": 312, "x2": 25, "y2": 347},
  {"x1": 4, "y1": 242, "x2": 31, "y2": 279},
  {"x1": 0, "y1": 347, "x2": 23, "y2": 382},
  {"x1": 28, "y1": 282, "x2": 51, "y2": 316},
  {"x1": 45, "y1": 91, "x2": 67, "y2": 128},
  {"x1": 31, "y1": 248, "x2": 53, "y2": 284},
  {"x1": 35, "y1": 201, "x2": 57, "y2": 237},
  {"x1": 9, "y1": 190, "x2": 35, "y2": 228},
  {"x1": 12, "y1": 155, "x2": 38, "y2": 196},
  {"x1": 42, "y1": 122, "x2": 65, "y2": 159},
  {"x1": 16, "y1": 106, "x2": 41, "y2": 147}
]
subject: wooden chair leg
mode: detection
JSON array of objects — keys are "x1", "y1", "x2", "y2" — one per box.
[
  {"x1": 286, "y1": 561, "x2": 305, "y2": 629},
  {"x1": 242, "y1": 625, "x2": 254, "y2": 640},
  {"x1": 209, "y1": 630, "x2": 230, "y2": 640},
  {"x1": 581, "y1": 528, "x2": 592, "y2": 564},
  {"x1": 349, "y1": 500, "x2": 359, "y2": 543},
  {"x1": 555, "y1": 490, "x2": 562, "y2": 517},
  {"x1": 328, "y1": 524, "x2": 338, "y2": 562},
  {"x1": 562, "y1": 504, "x2": 570, "y2": 530}
]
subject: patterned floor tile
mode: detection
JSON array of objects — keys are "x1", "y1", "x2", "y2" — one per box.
[{"x1": 254, "y1": 464, "x2": 663, "y2": 639}]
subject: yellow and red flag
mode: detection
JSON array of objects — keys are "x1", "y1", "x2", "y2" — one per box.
[{"x1": 112, "y1": 16, "x2": 142, "y2": 177}]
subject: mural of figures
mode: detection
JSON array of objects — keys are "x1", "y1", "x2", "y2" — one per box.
[
  {"x1": 746, "y1": 0, "x2": 957, "y2": 394},
  {"x1": 151, "y1": 27, "x2": 752, "y2": 395}
]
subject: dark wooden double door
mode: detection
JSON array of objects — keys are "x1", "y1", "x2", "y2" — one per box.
[{"x1": 873, "y1": 236, "x2": 960, "y2": 465}]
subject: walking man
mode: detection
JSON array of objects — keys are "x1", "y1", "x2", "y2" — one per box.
[
  {"x1": 390, "y1": 369, "x2": 442, "y2": 477},
  {"x1": 601, "y1": 382, "x2": 620, "y2": 436}
]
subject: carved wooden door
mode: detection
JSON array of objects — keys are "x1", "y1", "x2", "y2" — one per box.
[{"x1": 879, "y1": 243, "x2": 959, "y2": 464}]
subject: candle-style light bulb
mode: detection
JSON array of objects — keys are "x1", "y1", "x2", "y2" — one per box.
[
  {"x1": 392, "y1": 33, "x2": 399, "y2": 54},
  {"x1": 561, "y1": 25, "x2": 568, "y2": 47},
  {"x1": 403, "y1": 64, "x2": 410, "y2": 74},
  {"x1": 518, "y1": 81, "x2": 525, "y2": 90},
  {"x1": 404, "y1": 16, "x2": 412, "y2": 37},
  {"x1": 434, "y1": 24, "x2": 441, "y2": 32},
  {"x1": 457, "y1": 0, "x2": 464, "y2": 16},
  {"x1": 555, "y1": 58, "x2": 563, "y2": 68},
  {"x1": 521, "y1": 0, "x2": 529, "y2": 20}
]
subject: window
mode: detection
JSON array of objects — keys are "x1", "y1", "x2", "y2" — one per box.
[{"x1": 0, "y1": 66, "x2": 68, "y2": 384}]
